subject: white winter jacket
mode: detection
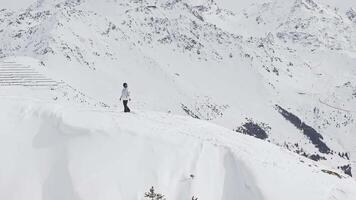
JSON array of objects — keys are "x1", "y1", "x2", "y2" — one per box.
[{"x1": 120, "y1": 88, "x2": 131, "y2": 101}]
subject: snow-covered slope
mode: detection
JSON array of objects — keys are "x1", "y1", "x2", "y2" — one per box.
[
  {"x1": 0, "y1": 0, "x2": 356, "y2": 196},
  {"x1": 1, "y1": 96, "x2": 356, "y2": 200}
]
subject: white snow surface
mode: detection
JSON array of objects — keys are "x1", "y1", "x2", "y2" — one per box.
[
  {"x1": 0, "y1": 96, "x2": 356, "y2": 200},
  {"x1": 1, "y1": 0, "x2": 356, "y2": 199}
]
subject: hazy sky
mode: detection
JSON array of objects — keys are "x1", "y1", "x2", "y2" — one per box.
[{"x1": 0, "y1": 0, "x2": 36, "y2": 10}]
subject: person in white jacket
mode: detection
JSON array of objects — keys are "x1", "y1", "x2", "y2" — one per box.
[{"x1": 119, "y1": 82, "x2": 131, "y2": 112}]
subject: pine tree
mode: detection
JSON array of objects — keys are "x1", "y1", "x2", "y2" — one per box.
[{"x1": 144, "y1": 186, "x2": 166, "y2": 200}]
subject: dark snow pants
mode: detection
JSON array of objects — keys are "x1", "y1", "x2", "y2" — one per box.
[{"x1": 123, "y1": 100, "x2": 130, "y2": 113}]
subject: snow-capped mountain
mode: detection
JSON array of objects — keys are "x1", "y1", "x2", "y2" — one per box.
[{"x1": 1, "y1": 0, "x2": 356, "y2": 199}]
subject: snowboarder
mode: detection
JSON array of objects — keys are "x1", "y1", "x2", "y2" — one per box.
[{"x1": 120, "y1": 82, "x2": 131, "y2": 112}]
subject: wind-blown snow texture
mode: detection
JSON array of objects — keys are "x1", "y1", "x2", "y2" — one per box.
[
  {"x1": 1, "y1": 97, "x2": 356, "y2": 200},
  {"x1": 1, "y1": 0, "x2": 356, "y2": 199}
]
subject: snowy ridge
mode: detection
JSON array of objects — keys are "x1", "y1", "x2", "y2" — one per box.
[
  {"x1": 0, "y1": 0, "x2": 356, "y2": 197},
  {"x1": 0, "y1": 0, "x2": 356, "y2": 177},
  {"x1": 0, "y1": 97, "x2": 356, "y2": 200}
]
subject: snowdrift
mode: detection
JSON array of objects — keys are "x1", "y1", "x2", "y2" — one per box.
[{"x1": 0, "y1": 98, "x2": 356, "y2": 200}]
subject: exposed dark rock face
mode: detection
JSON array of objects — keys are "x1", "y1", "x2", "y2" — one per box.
[
  {"x1": 181, "y1": 104, "x2": 200, "y2": 119},
  {"x1": 321, "y1": 169, "x2": 342, "y2": 179},
  {"x1": 275, "y1": 105, "x2": 331, "y2": 154},
  {"x1": 307, "y1": 154, "x2": 326, "y2": 161},
  {"x1": 284, "y1": 142, "x2": 326, "y2": 161},
  {"x1": 338, "y1": 165, "x2": 352, "y2": 177},
  {"x1": 338, "y1": 152, "x2": 350, "y2": 160},
  {"x1": 235, "y1": 119, "x2": 270, "y2": 140},
  {"x1": 346, "y1": 8, "x2": 356, "y2": 24}
]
